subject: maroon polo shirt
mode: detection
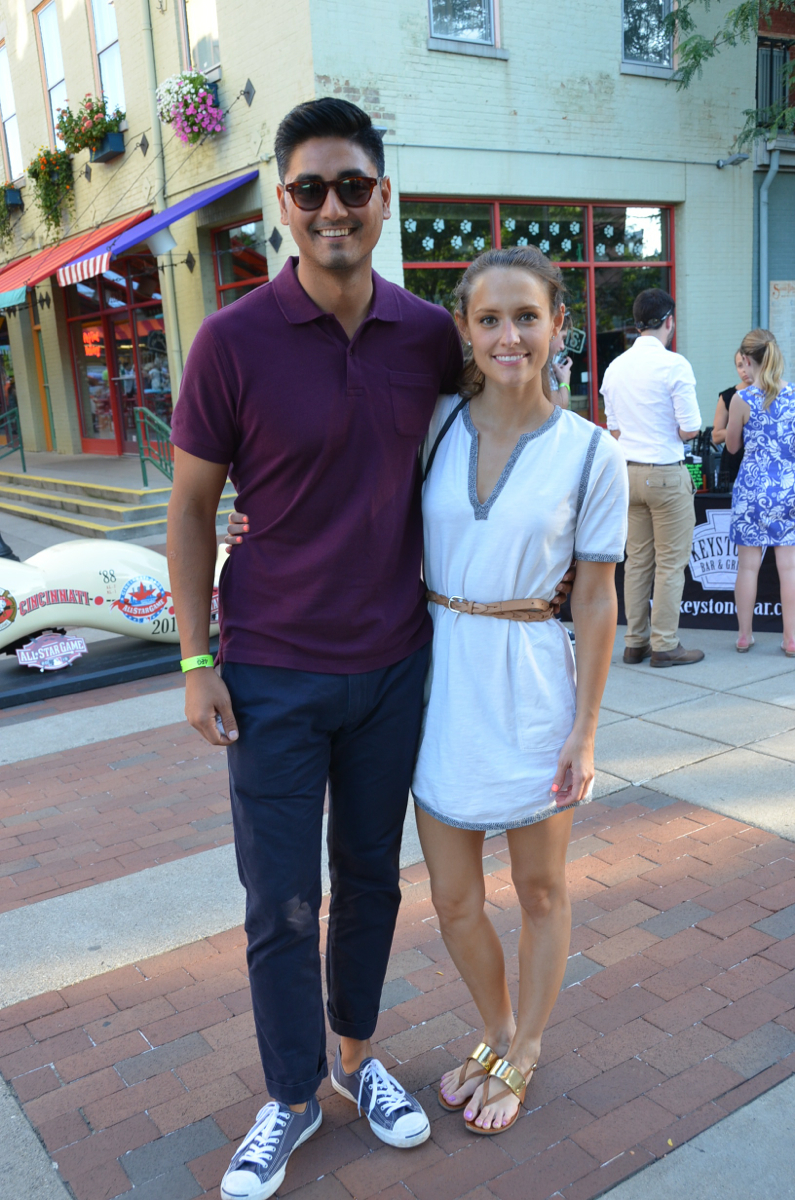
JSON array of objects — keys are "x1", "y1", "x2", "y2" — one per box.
[{"x1": 171, "y1": 257, "x2": 462, "y2": 672}]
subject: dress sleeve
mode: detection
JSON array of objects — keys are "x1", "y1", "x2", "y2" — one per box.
[{"x1": 574, "y1": 431, "x2": 629, "y2": 563}]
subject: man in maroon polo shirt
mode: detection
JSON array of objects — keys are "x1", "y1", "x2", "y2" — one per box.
[{"x1": 168, "y1": 100, "x2": 461, "y2": 1199}]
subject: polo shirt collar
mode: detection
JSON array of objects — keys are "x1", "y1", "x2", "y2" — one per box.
[{"x1": 272, "y1": 256, "x2": 401, "y2": 325}]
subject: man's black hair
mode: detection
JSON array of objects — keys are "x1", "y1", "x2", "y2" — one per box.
[
  {"x1": 633, "y1": 288, "x2": 675, "y2": 332},
  {"x1": 274, "y1": 98, "x2": 385, "y2": 182}
]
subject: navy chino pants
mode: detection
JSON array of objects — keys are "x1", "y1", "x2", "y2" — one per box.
[{"x1": 222, "y1": 644, "x2": 430, "y2": 1105}]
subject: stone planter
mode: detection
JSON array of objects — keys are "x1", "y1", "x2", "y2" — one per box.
[{"x1": 90, "y1": 131, "x2": 125, "y2": 163}]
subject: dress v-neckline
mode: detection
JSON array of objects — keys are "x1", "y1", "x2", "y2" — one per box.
[{"x1": 462, "y1": 402, "x2": 562, "y2": 521}]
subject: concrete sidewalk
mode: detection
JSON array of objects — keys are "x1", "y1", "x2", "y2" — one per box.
[{"x1": 0, "y1": 622, "x2": 793, "y2": 1200}]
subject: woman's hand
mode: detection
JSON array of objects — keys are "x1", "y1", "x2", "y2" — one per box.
[
  {"x1": 552, "y1": 356, "x2": 573, "y2": 388},
  {"x1": 224, "y1": 510, "x2": 250, "y2": 553},
  {"x1": 550, "y1": 728, "x2": 594, "y2": 807}
]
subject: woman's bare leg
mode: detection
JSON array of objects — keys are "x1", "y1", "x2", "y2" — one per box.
[
  {"x1": 775, "y1": 545, "x2": 795, "y2": 652},
  {"x1": 467, "y1": 806, "x2": 574, "y2": 1131},
  {"x1": 415, "y1": 806, "x2": 514, "y2": 1107},
  {"x1": 735, "y1": 545, "x2": 764, "y2": 645}
]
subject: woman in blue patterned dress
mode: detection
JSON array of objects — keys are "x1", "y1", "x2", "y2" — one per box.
[{"x1": 726, "y1": 329, "x2": 795, "y2": 655}]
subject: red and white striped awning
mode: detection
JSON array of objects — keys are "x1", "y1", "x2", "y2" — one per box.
[{"x1": 57, "y1": 251, "x2": 113, "y2": 287}]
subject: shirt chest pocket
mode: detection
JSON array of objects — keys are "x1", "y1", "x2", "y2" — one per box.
[{"x1": 388, "y1": 370, "x2": 438, "y2": 441}]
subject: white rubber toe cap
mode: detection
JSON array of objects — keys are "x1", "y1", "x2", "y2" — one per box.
[{"x1": 221, "y1": 1167, "x2": 272, "y2": 1200}]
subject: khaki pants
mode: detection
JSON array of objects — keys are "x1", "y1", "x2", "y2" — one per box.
[{"x1": 625, "y1": 463, "x2": 696, "y2": 652}]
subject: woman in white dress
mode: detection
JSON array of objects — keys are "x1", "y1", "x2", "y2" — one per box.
[
  {"x1": 416, "y1": 247, "x2": 627, "y2": 1134},
  {"x1": 224, "y1": 246, "x2": 627, "y2": 1138}
]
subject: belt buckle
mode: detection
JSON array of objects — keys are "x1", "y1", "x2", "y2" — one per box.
[{"x1": 448, "y1": 595, "x2": 466, "y2": 611}]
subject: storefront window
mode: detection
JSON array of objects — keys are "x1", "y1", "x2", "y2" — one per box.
[
  {"x1": 400, "y1": 199, "x2": 673, "y2": 424},
  {"x1": 66, "y1": 254, "x2": 171, "y2": 454},
  {"x1": 212, "y1": 218, "x2": 269, "y2": 307}
]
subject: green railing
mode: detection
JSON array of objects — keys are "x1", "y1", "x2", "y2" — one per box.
[
  {"x1": 0, "y1": 406, "x2": 25, "y2": 471},
  {"x1": 134, "y1": 406, "x2": 173, "y2": 487}
]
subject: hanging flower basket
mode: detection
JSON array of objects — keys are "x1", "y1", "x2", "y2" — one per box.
[
  {"x1": 156, "y1": 70, "x2": 225, "y2": 145},
  {"x1": 27, "y1": 147, "x2": 74, "y2": 235},
  {"x1": 3, "y1": 187, "x2": 23, "y2": 211},
  {"x1": 0, "y1": 190, "x2": 12, "y2": 246},
  {"x1": 55, "y1": 94, "x2": 126, "y2": 157},
  {"x1": 90, "y1": 131, "x2": 126, "y2": 163}
]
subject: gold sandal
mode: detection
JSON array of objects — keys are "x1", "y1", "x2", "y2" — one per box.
[
  {"x1": 438, "y1": 1042, "x2": 499, "y2": 1111},
  {"x1": 464, "y1": 1057, "x2": 537, "y2": 1135}
]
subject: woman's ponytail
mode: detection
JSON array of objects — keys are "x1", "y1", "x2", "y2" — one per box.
[{"x1": 738, "y1": 329, "x2": 785, "y2": 409}]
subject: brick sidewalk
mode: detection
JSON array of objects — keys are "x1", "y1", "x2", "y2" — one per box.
[
  {"x1": 2, "y1": 792, "x2": 795, "y2": 1200},
  {"x1": 0, "y1": 718, "x2": 230, "y2": 913}
]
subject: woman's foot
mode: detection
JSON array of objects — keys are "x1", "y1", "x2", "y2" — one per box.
[
  {"x1": 464, "y1": 1078, "x2": 523, "y2": 1131},
  {"x1": 440, "y1": 1037, "x2": 510, "y2": 1108},
  {"x1": 736, "y1": 635, "x2": 755, "y2": 652},
  {"x1": 782, "y1": 639, "x2": 795, "y2": 658},
  {"x1": 463, "y1": 1047, "x2": 539, "y2": 1132}
]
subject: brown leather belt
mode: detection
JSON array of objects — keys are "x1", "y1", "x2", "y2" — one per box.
[{"x1": 427, "y1": 590, "x2": 554, "y2": 622}]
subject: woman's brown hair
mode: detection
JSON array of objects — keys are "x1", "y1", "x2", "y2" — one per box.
[
  {"x1": 453, "y1": 246, "x2": 566, "y2": 401},
  {"x1": 739, "y1": 328, "x2": 785, "y2": 409}
]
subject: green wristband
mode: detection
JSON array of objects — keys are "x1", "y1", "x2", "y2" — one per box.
[
  {"x1": 559, "y1": 383, "x2": 570, "y2": 392},
  {"x1": 180, "y1": 654, "x2": 214, "y2": 673}
]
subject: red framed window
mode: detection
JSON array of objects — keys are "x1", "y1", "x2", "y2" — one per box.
[
  {"x1": 212, "y1": 217, "x2": 269, "y2": 308},
  {"x1": 400, "y1": 199, "x2": 675, "y2": 425}
]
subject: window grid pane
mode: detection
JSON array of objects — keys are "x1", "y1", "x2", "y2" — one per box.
[
  {"x1": 4, "y1": 114, "x2": 23, "y2": 180},
  {"x1": 401, "y1": 201, "x2": 493, "y2": 263},
  {"x1": 49, "y1": 77, "x2": 68, "y2": 148},
  {"x1": 500, "y1": 205, "x2": 586, "y2": 261},
  {"x1": 99, "y1": 41, "x2": 125, "y2": 113},
  {"x1": 38, "y1": 2, "x2": 65, "y2": 88},
  {"x1": 91, "y1": 0, "x2": 118, "y2": 53},
  {"x1": 622, "y1": 0, "x2": 673, "y2": 67},
  {"x1": 185, "y1": 0, "x2": 221, "y2": 71},
  {"x1": 430, "y1": 0, "x2": 493, "y2": 44},
  {"x1": 0, "y1": 48, "x2": 15, "y2": 120},
  {"x1": 214, "y1": 221, "x2": 269, "y2": 288}
]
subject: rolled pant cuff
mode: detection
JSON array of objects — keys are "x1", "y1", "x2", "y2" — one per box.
[
  {"x1": 327, "y1": 1007, "x2": 378, "y2": 1041},
  {"x1": 265, "y1": 1061, "x2": 328, "y2": 1106}
]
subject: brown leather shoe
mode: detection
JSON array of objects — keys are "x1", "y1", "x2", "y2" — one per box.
[
  {"x1": 650, "y1": 643, "x2": 705, "y2": 668},
  {"x1": 623, "y1": 645, "x2": 652, "y2": 664}
]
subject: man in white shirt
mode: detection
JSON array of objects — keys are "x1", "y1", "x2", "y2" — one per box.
[{"x1": 602, "y1": 288, "x2": 704, "y2": 667}]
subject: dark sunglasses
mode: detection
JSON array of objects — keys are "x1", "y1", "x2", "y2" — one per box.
[{"x1": 283, "y1": 175, "x2": 380, "y2": 212}]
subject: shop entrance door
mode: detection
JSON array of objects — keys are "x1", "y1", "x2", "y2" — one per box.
[{"x1": 109, "y1": 315, "x2": 140, "y2": 454}]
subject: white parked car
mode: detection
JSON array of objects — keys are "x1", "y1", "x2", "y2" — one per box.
[{"x1": 1, "y1": 539, "x2": 223, "y2": 653}]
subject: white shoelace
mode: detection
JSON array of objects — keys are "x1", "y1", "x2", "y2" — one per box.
[
  {"x1": 236, "y1": 1103, "x2": 290, "y2": 1168},
  {"x1": 356, "y1": 1058, "x2": 411, "y2": 1120}
]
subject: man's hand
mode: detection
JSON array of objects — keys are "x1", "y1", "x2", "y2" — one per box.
[
  {"x1": 224, "y1": 510, "x2": 250, "y2": 553},
  {"x1": 549, "y1": 562, "x2": 576, "y2": 614},
  {"x1": 185, "y1": 669, "x2": 239, "y2": 746}
]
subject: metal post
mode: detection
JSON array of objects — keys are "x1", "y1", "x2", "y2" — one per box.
[
  {"x1": 759, "y1": 148, "x2": 780, "y2": 329},
  {"x1": 141, "y1": 0, "x2": 184, "y2": 397}
]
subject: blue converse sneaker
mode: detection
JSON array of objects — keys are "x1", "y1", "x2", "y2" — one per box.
[
  {"x1": 220, "y1": 1097, "x2": 322, "y2": 1200},
  {"x1": 331, "y1": 1047, "x2": 430, "y2": 1148}
]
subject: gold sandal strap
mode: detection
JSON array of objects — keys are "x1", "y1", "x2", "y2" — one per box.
[
  {"x1": 489, "y1": 1058, "x2": 535, "y2": 1100},
  {"x1": 468, "y1": 1042, "x2": 499, "y2": 1071}
]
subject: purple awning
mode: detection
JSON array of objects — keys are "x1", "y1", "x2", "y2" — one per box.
[{"x1": 57, "y1": 169, "x2": 260, "y2": 286}]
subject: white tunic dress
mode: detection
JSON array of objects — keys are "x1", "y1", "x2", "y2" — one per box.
[{"x1": 412, "y1": 396, "x2": 628, "y2": 831}]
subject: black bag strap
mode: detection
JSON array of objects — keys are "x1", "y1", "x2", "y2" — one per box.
[{"x1": 422, "y1": 397, "x2": 468, "y2": 482}]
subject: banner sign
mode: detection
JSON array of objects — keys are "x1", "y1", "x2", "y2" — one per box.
[{"x1": 615, "y1": 493, "x2": 783, "y2": 633}]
